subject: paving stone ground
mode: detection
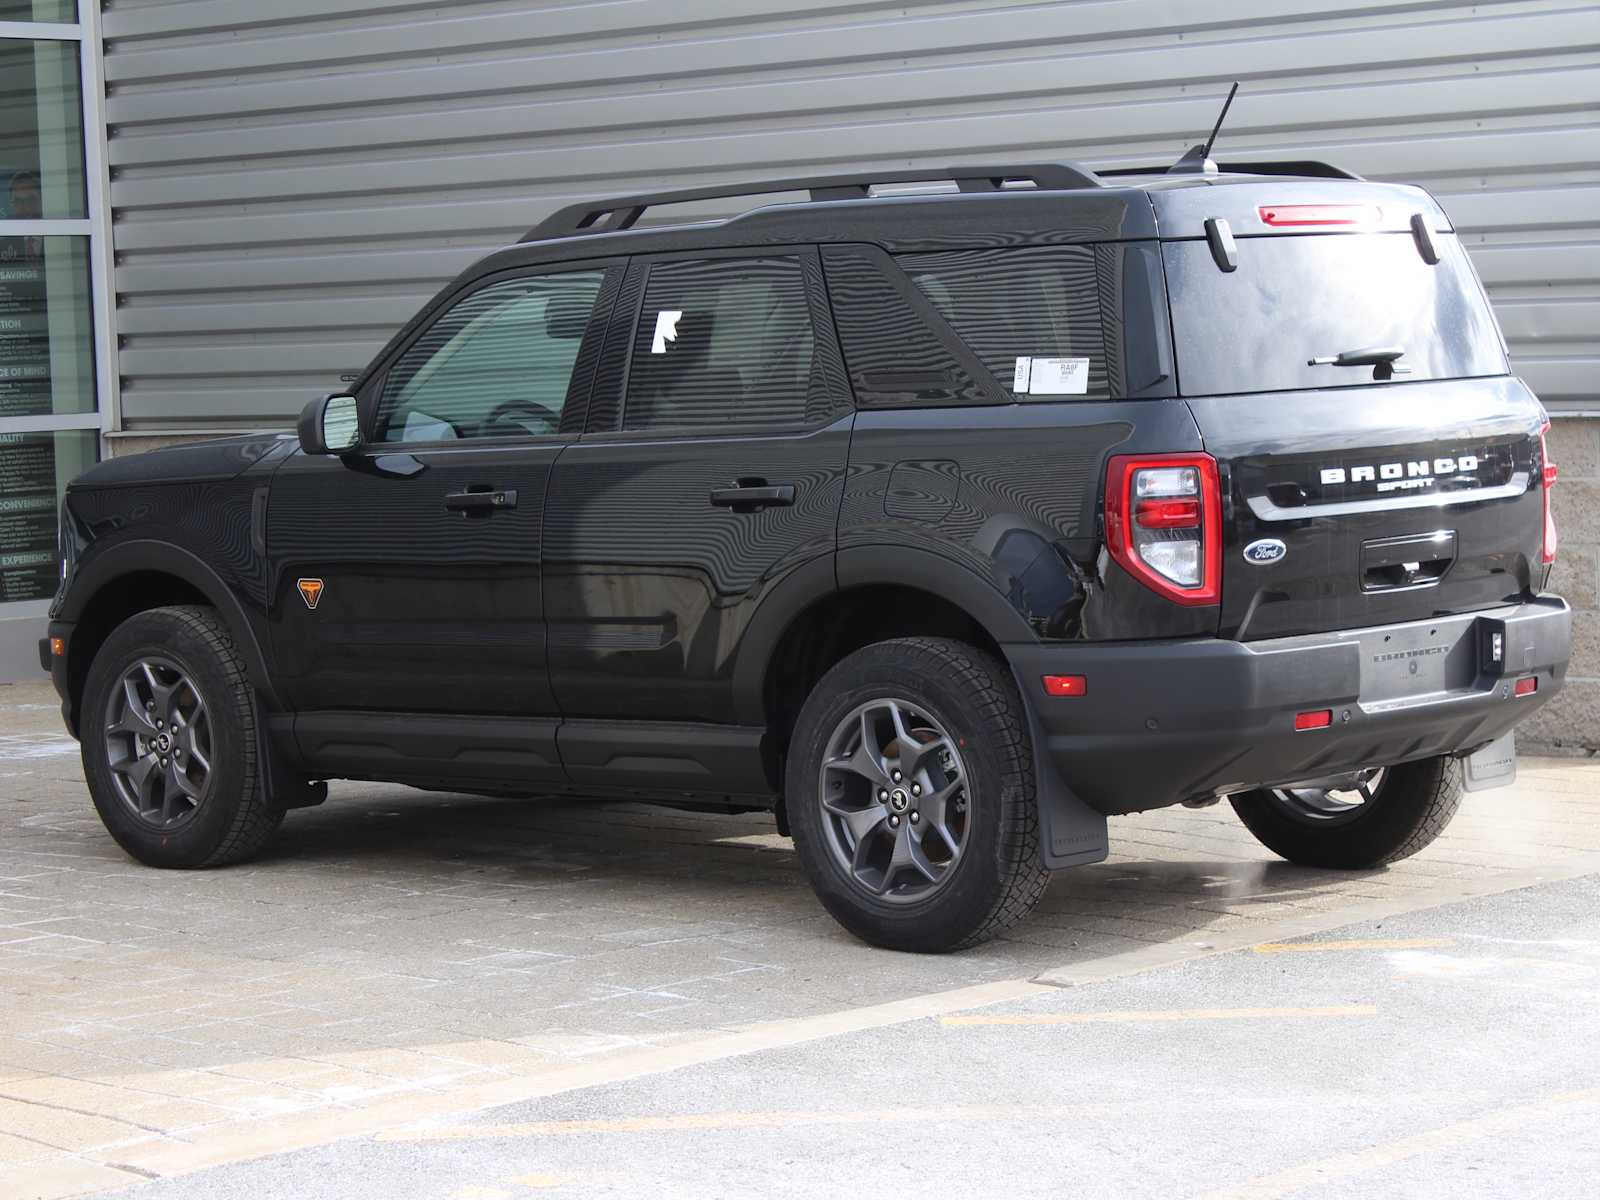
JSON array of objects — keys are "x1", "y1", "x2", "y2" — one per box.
[{"x1": 3, "y1": 679, "x2": 1598, "y2": 1198}]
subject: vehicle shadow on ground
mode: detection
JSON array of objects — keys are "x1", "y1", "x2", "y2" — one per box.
[{"x1": 254, "y1": 785, "x2": 1388, "y2": 954}]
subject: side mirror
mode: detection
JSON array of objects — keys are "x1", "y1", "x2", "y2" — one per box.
[{"x1": 297, "y1": 393, "x2": 361, "y2": 456}]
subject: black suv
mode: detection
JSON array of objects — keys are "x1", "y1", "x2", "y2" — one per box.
[{"x1": 42, "y1": 158, "x2": 1571, "y2": 952}]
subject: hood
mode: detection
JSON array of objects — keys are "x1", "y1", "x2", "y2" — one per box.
[{"x1": 70, "y1": 433, "x2": 295, "y2": 490}]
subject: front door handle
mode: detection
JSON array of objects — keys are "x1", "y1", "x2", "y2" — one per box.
[
  {"x1": 709, "y1": 481, "x2": 796, "y2": 512},
  {"x1": 444, "y1": 488, "x2": 518, "y2": 514}
]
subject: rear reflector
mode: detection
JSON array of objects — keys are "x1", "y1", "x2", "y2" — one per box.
[
  {"x1": 1258, "y1": 204, "x2": 1381, "y2": 228},
  {"x1": 1514, "y1": 676, "x2": 1538, "y2": 698},
  {"x1": 1042, "y1": 675, "x2": 1087, "y2": 697},
  {"x1": 1294, "y1": 709, "x2": 1333, "y2": 731}
]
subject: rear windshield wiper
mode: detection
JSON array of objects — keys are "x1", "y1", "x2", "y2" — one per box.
[{"x1": 1308, "y1": 346, "x2": 1412, "y2": 379}]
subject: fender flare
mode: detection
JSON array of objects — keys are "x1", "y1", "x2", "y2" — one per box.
[
  {"x1": 59, "y1": 539, "x2": 282, "y2": 713},
  {"x1": 733, "y1": 544, "x2": 1106, "y2": 872},
  {"x1": 732, "y1": 544, "x2": 1041, "y2": 722}
]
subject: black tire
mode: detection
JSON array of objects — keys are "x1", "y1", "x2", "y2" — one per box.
[
  {"x1": 81, "y1": 605, "x2": 284, "y2": 868},
  {"x1": 786, "y1": 637, "x2": 1049, "y2": 952},
  {"x1": 1229, "y1": 755, "x2": 1463, "y2": 869}
]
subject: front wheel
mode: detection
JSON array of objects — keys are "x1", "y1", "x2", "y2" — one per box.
[
  {"x1": 1229, "y1": 755, "x2": 1463, "y2": 869},
  {"x1": 786, "y1": 637, "x2": 1049, "y2": 952},
  {"x1": 81, "y1": 605, "x2": 284, "y2": 869}
]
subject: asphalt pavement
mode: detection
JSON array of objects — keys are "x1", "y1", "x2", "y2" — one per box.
[
  {"x1": 6, "y1": 677, "x2": 1600, "y2": 1199},
  {"x1": 97, "y1": 873, "x2": 1600, "y2": 1200}
]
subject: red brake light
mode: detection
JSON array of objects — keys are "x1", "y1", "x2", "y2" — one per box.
[
  {"x1": 1105, "y1": 453, "x2": 1222, "y2": 607},
  {"x1": 1294, "y1": 709, "x2": 1333, "y2": 731},
  {"x1": 1257, "y1": 204, "x2": 1381, "y2": 228},
  {"x1": 1539, "y1": 422, "x2": 1558, "y2": 565},
  {"x1": 1135, "y1": 498, "x2": 1201, "y2": 529}
]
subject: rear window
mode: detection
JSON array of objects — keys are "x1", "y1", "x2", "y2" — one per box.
[{"x1": 1163, "y1": 232, "x2": 1507, "y2": 396}]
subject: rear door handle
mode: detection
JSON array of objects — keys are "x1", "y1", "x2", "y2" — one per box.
[
  {"x1": 444, "y1": 488, "x2": 518, "y2": 513},
  {"x1": 709, "y1": 481, "x2": 796, "y2": 512}
]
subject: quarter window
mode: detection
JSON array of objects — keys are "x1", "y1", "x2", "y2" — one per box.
[
  {"x1": 624, "y1": 257, "x2": 816, "y2": 431},
  {"x1": 375, "y1": 270, "x2": 604, "y2": 443},
  {"x1": 898, "y1": 246, "x2": 1111, "y2": 400}
]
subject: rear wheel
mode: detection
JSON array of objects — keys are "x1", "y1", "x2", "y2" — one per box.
[
  {"x1": 1229, "y1": 755, "x2": 1463, "y2": 869},
  {"x1": 81, "y1": 606, "x2": 283, "y2": 868},
  {"x1": 786, "y1": 637, "x2": 1049, "y2": 952}
]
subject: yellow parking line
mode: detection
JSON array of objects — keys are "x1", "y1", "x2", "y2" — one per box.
[
  {"x1": 1196, "y1": 1088, "x2": 1600, "y2": 1200},
  {"x1": 392, "y1": 1103, "x2": 1125, "y2": 1144},
  {"x1": 511, "y1": 1174, "x2": 588, "y2": 1190},
  {"x1": 1251, "y1": 938, "x2": 1453, "y2": 954},
  {"x1": 941, "y1": 1004, "x2": 1376, "y2": 1027}
]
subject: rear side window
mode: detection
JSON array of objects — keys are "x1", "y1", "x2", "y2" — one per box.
[
  {"x1": 624, "y1": 256, "x2": 817, "y2": 431},
  {"x1": 898, "y1": 246, "x2": 1113, "y2": 400},
  {"x1": 1163, "y1": 232, "x2": 1508, "y2": 396}
]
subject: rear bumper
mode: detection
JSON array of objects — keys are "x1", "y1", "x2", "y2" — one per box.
[{"x1": 1007, "y1": 596, "x2": 1571, "y2": 816}]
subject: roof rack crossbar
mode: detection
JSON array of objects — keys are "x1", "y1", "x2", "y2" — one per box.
[
  {"x1": 523, "y1": 162, "x2": 1103, "y2": 241},
  {"x1": 1096, "y1": 159, "x2": 1363, "y2": 182}
]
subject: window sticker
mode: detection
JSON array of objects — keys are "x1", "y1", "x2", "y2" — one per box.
[
  {"x1": 650, "y1": 309, "x2": 683, "y2": 354},
  {"x1": 1024, "y1": 356, "x2": 1090, "y2": 395},
  {"x1": 1012, "y1": 356, "x2": 1032, "y2": 393}
]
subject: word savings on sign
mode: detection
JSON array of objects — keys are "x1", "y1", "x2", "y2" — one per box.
[{"x1": 1320, "y1": 454, "x2": 1481, "y2": 494}]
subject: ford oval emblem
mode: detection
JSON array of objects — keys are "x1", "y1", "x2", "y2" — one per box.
[{"x1": 1243, "y1": 538, "x2": 1287, "y2": 565}]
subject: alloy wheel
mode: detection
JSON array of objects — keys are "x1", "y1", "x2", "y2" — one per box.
[
  {"x1": 1268, "y1": 767, "x2": 1387, "y2": 825},
  {"x1": 817, "y1": 697, "x2": 970, "y2": 904},
  {"x1": 103, "y1": 658, "x2": 213, "y2": 830}
]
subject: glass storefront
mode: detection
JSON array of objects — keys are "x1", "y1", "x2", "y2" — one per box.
[
  {"x1": 1, "y1": 237, "x2": 95, "y2": 417},
  {"x1": 0, "y1": 427, "x2": 92, "y2": 602},
  {"x1": 0, "y1": 8, "x2": 102, "y2": 678},
  {"x1": 0, "y1": 3, "x2": 76, "y2": 24}
]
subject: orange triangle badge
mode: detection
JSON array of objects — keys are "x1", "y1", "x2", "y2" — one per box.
[{"x1": 297, "y1": 578, "x2": 325, "y2": 610}]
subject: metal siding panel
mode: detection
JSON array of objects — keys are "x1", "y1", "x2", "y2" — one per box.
[{"x1": 105, "y1": 0, "x2": 1600, "y2": 427}]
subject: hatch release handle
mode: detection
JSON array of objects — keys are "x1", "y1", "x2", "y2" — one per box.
[{"x1": 1360, "y1": 530, "x2": 1456, "y2": 592}]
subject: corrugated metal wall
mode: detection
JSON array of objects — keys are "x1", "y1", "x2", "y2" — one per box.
[{"x1": 100, "y1": 0, "x2": 1600, "y2": 430}]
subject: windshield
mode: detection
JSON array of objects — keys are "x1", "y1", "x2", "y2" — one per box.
[{"x1": 1163, "y1": 231, "x2": 1507, "y2": 396}]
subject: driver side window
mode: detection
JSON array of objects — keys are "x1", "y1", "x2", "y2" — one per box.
[{"x1": 374, "y1": 269, "x2": 605, "y2": 443}]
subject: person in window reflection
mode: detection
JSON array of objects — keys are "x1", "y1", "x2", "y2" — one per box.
[{"x1": 1, "y1": 172, "x2": 44, "y2": 262}]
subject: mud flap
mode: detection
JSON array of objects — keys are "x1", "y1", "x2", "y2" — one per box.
[
  {"x1": 1018, "y1": 689, "x2": 1109, "y2": 869},
  {"x1": 1462, "y1": 731, "x2": 1517, "y2": 793},
  {"x1": 258, "y1": 703, "x2": 327, "y2": 811}
]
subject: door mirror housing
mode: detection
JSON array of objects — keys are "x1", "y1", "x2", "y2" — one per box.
[{"x1": 298, "y1": 393, "x2": 361, "y2": 456}]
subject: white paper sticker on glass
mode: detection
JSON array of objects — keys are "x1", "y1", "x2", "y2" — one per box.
[{"x1": 1027, "y1": 357, "x2": 1090, "y2": 396}]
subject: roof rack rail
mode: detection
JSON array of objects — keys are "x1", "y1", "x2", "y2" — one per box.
[
  {"x1": 1097, "y1": 159, "x2": 1364, "y2": 182},
  {"x1": 523, "y1": 162, "x2": 1104, "y2": 242}
]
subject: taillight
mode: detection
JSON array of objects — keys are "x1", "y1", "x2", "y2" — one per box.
[
  {"x1": 1539, "y1": 422, "x2": 1558, "y2": 565},
  {"x1": 1105, "y1": 453, "x2": 1222, "y2": 606},
  {"x1": 1257, "y1": 204, "x2": 1381, "y2": 228}
]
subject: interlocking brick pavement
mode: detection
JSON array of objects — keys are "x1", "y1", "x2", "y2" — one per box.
[{"x1": 3, "y1": 679, "x2": 1598, "y2": 1198}]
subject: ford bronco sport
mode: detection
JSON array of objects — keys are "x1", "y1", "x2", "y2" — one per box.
[{"x1": 42, "y1": 153, "x2": 1571, "y2": 952}]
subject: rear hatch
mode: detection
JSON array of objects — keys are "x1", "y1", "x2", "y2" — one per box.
[{"x1": 1154, "y1": 178, "x2": 1552, "y2": 641}]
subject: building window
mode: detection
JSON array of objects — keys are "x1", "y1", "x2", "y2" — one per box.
[
  {"x1": 0, "y1": 2, "x2": 77, "y2": 25},
  {"x1": 0, "y1": 9, "x2": 105, "y2": 679}
]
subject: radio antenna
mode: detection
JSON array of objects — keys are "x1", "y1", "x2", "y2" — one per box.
[
  {"x1": 1169, "y1": 82, "x2": 1240, "y2": 175},
  {"x1": 1201, "y1": 82, "x2": 1239, "y2": 160}
]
